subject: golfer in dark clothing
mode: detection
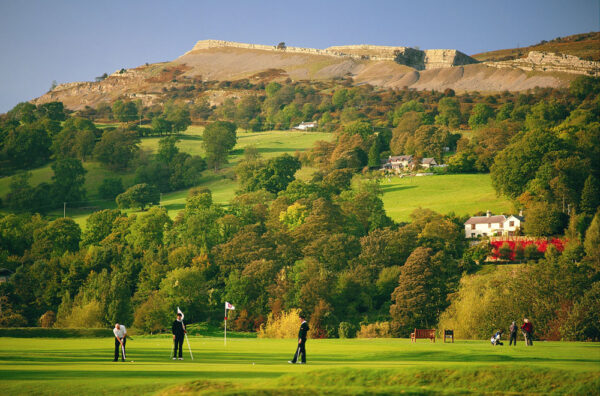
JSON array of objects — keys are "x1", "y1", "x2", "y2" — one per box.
[
  {"x1": 509, "y1": 321, "x2": 518, "y2": 346},
  {"x1": 172, "y1": 313, "x2": 186, "y2": 360},
  {"x1": 521, "y1": 318, "x2": 533, "y2": 346},
  {"x1": 289, "y1": 313, "x2": 309, "y2": 364}
]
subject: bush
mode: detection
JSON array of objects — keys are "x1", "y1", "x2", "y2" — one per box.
[
  {"x1": 133, "y1": 291, "x2": 171, "y2": 333},
  {"x1": 356, "y1": 322, "x2": 393, "y2": 338},
  {"x1": 258, "y1": 309, "x2": 301, "y2": 338},
  {"x1": 39, "y1": 311, "x2": 56, "y2": 328},
  {"x1": 338, "y1": 322, "x2": 357, "y2": 338},
  {"x1": 0, "y1": 311, "x2": 28, "y2": 327},
  {"x1": 58, "y1": 300, "x2": 104, "y2": 328}
]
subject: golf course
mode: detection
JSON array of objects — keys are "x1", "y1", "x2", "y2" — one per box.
[{"x1": 0, "y1": 335, "x2": 598, "y2": 395}]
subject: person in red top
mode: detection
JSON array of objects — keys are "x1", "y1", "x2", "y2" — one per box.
[{"x1": 521, "y1": 318, "x2": 533, "y2": 346}]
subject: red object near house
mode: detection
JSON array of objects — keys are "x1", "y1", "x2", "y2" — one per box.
[{"x1": 489, "y1": 237, "x2": 565, "y2": 261}]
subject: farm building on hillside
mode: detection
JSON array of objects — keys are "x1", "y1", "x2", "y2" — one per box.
[
  {"x1": 292, "y1": 121, "x2": 318, "y2": 130},
  {"x1": 464, "y1": 210, "x2": 524, "y2": 238},
  {"x1": 381, "y1": 155, "x2": 438, "y2": 171}
]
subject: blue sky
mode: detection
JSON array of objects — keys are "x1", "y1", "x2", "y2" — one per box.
[{"x1": 0, "y1": 0, "x2": 598, "y2": 112}]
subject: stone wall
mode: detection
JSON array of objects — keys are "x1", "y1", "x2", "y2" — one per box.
[
  {"x1": 484, "y1": 51, "x2": 600, "y2": 76},
  {"x1": 188, "y1": 40, "x2": 478, "y2": 69}
]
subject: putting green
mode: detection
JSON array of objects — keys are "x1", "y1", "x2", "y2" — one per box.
[{"x1": 0, "y1": 336, "x2": 598, "y2": 395}]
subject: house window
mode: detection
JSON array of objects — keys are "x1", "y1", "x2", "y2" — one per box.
[
  {"x1": 471, "y1": 224, "x2": 475, "y2": 230},
  {"x1": 488, "y1": 223, "x2": 491, "y2": 228},
  {"x1": 499, "y1": 223, "x2": 503, "y2": 228},
  {"x1": 509, "y1": 221, "x2": 514, "y2": 227},
  {"x1": 471, "y1": 233, "x2": 475, "y2": 238}
]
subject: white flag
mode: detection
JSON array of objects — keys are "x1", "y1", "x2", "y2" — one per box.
[
  {"x1": 225, "y1": 302, "x2": 235, "y2": 310},
  {"x1": 177, "y1": 306, "x2": 184, "y2": 320}
]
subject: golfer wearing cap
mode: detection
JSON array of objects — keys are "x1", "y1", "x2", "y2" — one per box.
[{"x1": 113, "y1": 323, "x2": 127, "y2": 362}]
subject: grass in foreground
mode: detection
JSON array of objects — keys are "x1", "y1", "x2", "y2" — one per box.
[
  {"x1": 0, "y1": 336, "x2": 598, "y2": 395},
  {"x1": 380, "y1": 173, "x2": 513, "y2": 222}
]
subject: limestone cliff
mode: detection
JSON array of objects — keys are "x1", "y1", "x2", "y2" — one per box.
[
  {"x1": 188, "y1": 40, "x2": 479, "y2": 70},
  {"x1": 484, "y1": 51, "x2": 599, "y2": 76}
]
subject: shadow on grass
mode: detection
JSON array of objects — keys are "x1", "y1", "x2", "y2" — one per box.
[
  {"x1": 0, "y1": 369, "x2": 279, "y2": 382},
  {"x1": 380, "y1": 185, "x2": 417, "y2": 193},
  {"x1": 164, "y1": 203, "x2": 185, "y2": 212}
]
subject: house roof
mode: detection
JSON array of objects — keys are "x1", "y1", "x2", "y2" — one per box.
[
  {"x1": 388, "y1": 155, "x2": 412, "y2": 162},
  {"x1": 506, "y1": 215, "x2": 525, "y2": 222},
  {"x1": 465, "y1": 215, "x2": 507, "y2": 225},
  {"x1": 421, "y1": 158, "x2": 437, "y2": 164}
]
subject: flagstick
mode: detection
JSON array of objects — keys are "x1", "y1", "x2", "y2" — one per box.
[
  {"x1": 185, "y1": 333, "x2": 194, "y2": 360},
  {"x1": 224, "y1": 306, "x2": 227, "y2": 346},
  {"x1": 182, "y1": 321, "x2": 193, "y2": 360}
]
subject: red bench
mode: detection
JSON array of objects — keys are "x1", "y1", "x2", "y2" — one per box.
[{"x1": 411, "y1": 328, "x2": 435, "y2": 342}]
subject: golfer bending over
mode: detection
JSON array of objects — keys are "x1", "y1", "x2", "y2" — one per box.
[
  {"x1": 288, "y1": 312, "x2": 309, "y2": 364},
  {"x1": 172, "y1": 312, "x2": 186, "y2": 360},
  {"x1": 113, "y1": 323, "x2": 127, "y2": 362}
]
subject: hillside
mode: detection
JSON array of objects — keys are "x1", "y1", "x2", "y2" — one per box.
[
  {"x1": 30, "y1": 39, "x2": 587, "y2": 111},
  {"x1": 472, "y1": 31, "x2": 600, "y2": 62}
]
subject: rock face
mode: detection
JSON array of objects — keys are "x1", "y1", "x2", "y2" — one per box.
[
  {"x1": 485, "y1": 51, "x2": 600, "y2": 76},
  {"x1": 32, "y1": 41, "x2": 584, "y2": 110},
  {"x1": 189, "y1": 40, "x2": 478, "y2": 70}
]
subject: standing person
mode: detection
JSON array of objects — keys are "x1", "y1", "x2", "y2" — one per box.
[
  {"x1": 509, "y1": 321, "x2": 518, "y2": 346},
  {"x1": 113, "y1": 323, "x2": 127, "y2": 362},
  {"x1": 521, "y1": 318, "x2": 533, "y2": 346},
  {"x1": 172, "y1": 312, "x2": 186, "y2": 360},
  {"x1": 288, "y1": 312, "x2": 309, "y2": 364}
]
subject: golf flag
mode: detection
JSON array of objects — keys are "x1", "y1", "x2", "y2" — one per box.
[
  {"x1": 177, "y1": 306, "x2": 184, "y2": 320},
  {"x1": 224, "y1": 302, "x2": 234, "y2": 346}
]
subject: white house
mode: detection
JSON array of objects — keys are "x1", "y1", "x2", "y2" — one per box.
[
  {"x1": 464, "y1": 211, "x2": 524, "y2": 238},
  {"x1": 382, "y1": 155, "x2": 439, "y2": 171},
  {"x1": 292, "y1": 121, "x2": 318, "y2": 130}
]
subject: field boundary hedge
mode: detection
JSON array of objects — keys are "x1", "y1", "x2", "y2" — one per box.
[{"x1": 0, "y1": 328, "x2": 111, "y2": 338}]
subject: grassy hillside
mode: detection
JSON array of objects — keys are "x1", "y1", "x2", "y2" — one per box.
[
  {"x1": 380, "y1": 173, "x2": 513, "y2": 222},
  {"x1": 0, "y1": 126, "x2": 514, "y2": 227},
  {"x1": 0, "y1": 336, "x2": 597, "y2": 395},
  {"x1": 472, "y1": 31, "x2": 600, "y2": 62},
  {"x1": 0, "y1": 127, "x2": 332, "y2": 227}
]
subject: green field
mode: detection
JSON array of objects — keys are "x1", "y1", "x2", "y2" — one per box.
[
  {"x1": 0, "y1": 336, "x2": 598, "y2": 395},
  {"x1": 0, "y1": 125, "x2": 515, "y2": 227},
  {"x1": 380, "y1": 174, "x2": 513, "y2": 222},
  {"x1": 0, "y1": 128, "x2": 331, "y2": 227}
]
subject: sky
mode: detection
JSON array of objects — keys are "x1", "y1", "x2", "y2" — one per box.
[{"x1": 0, "y1": 0, "x2": 598, "y2": 113}]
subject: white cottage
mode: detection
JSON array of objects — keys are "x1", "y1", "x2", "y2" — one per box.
[
  {"x1": 464, "y1": 211, "x2": 524, "y2": 238},
  {"x1": 292, "y1": 121, "x2": 318, "y2": 130},
  {"x1": 381, "y1": 155, "x2": 439, "y2": 171}
]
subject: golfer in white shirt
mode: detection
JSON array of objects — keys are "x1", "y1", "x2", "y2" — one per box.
[{"x1": 113, "y1": 323, "x2": 127, "y2": 362}]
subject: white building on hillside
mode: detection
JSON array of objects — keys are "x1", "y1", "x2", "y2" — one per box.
[
  {"x1": 381, "y1": 155, "x2": 439, "y2": 171},
  {"x1": 292, "y1": 121, "x2": 318, "y2": 130},
  {"x1": 464, "y1": 211, "x2": 524, "y2": 238}
]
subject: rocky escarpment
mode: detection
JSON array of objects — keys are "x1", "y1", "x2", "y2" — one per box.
[
  {"x1": 31, "y1": 41, "x2": 583, "y2": 111},
  {"x1": 189, "y1": 40, "x2": 478, "y2": 70},
  {"x1": 484, "y1": 51, "x2": 600, "y2": 76}
]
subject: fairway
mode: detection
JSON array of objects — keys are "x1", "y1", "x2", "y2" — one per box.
[
  {"x1": 380, "y1": 174, "x2": 513, "y2": 222},
  {"x1": 0, "y1": 337, "x2": 598, "y2": 395}
]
